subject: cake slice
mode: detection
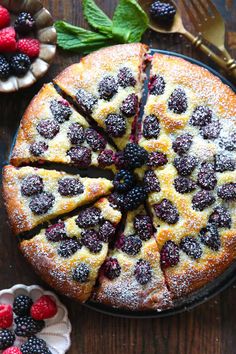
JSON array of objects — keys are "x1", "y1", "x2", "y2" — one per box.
[
  {"x1": 11, "y1": 83, "x2": 116, "y2": 171},
  {"x1": 95, "y1": 205, "x2": 172, "y2": 311},
  {"x1": 54, "y1": 43, "x2": 148, "y2": 150},
  {"x1": 3, "y1": 165, "x2": 113, "y2": 234},
  {"x1": 20, "y1": 197, "x2": 122, "y2": 302}
]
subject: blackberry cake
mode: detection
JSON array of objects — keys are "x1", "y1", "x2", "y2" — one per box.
[{"x1": 3, "y1": 44, "x2": 236, "y2": 312}]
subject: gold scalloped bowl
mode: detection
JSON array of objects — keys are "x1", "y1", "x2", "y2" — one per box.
[{"x1": 0, "y1": 0, "x2": 57, "y2": 92}]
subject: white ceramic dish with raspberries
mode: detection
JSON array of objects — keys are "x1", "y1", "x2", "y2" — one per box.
[
  {"x1": 0, "y1": 284, "x2": 71, "y2": 353},
  {"x1": 0, "y1": 0, "x2": 56, "y2": 92}
]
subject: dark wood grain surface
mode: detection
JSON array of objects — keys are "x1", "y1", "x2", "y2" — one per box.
[{"x1": 0, "y1": 1, "x2": 236, "y2": 353}]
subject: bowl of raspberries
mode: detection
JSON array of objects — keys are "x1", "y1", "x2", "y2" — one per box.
[
  {"x1": 0, "y1": 0, "x2": 56, "y2": 92},
  {"x1": 0, "y1": 284, "x2": 71, "y2": 353}
]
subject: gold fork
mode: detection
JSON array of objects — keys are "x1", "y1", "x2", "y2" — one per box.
[{"x1": 182, "y1": 0, "x2": 236, "y2": 77}]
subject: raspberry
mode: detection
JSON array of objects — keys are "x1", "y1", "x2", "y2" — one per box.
[
  {"x1": 36, "y1": 119, "x2": 60, "y2": 139},
  {"x1": 17, "y1": 38, "x2": 40, "y2": 58},
  {"x1": 67, "y1": 146, "x2": 91, "y2": 167},
  {"x1": 21, "y1": 175, "x2": 44, "y2": 197},
  {"x1": 113, "y1": 169, "x2": 135, "y2": 193},
  {"x1": 14, "y1": 12, "x2": 35, "y2": 34},
  {"x1": 1, "y1": 27, "x2": 15, "y2": 38},
  {"x1": 3, "y1": 347, "x2": 22, "y2": 354},
  {"x1": 134, "y1": 259, "x2": 152, "y2": 285},
  {"x1": 197, "y1": 163, "x2": 217, "y2": 190},
  {"x1": 209, "y1": 206, "x2": 231, "y2": 228},
  {"x1": 0, "y1": 305, "x2": 13, "y2": 328},
  {"x1": 31, "y1": 295, "x2": 57, "y2": 321},
  {"x1": 76, "y1": 88, "x2": 98, "y2": 114},
  {"x1": 168, "y1": 88, "x2": 188, "y2": 114},
  {"x1": 85, "y1": 128, "x2": 106, "y2": 151},
  {"x1": 57, "y1": 238, "x2": 82, "y2": 258},
  {"x1": 76, "y1": 207, "x2": 102, "y2": 228},
  {"x1": 154, "y1": 199, "x2": 179, "y2": 224},
  {"x1": 180, "y1": 237, "x2": 202, "y2": 259},
  {"x1": 50, "y1": 99, "x2": 72, "y2": 124},
  {"x1": 217, "y1": 183, "x2": 236, "y2": 200},
  {"x1": 124, "y1": 186, "x2": 147, "y2": 211},
  {"x1": 172, "y1": 133, "x2": 193, "y2": 155},
  {"x1": 105, "y1": 114, "x2": 126, "y2": 138},
  {"x1": 29, "y1": 141, "x2": 48, "y2": 156},
  {"x1": 14, "y1": 316, "x2": 45, "y2": 337},
  {"x1": 160, "y1": 241, "x2": 179, "y2": 268},
  {"x1": 123, "y1": 143, "x2": 148, "y2": 169},
  {"x1": 98, "y1": 149, "x2": 114, "y2": 167},
  {"x1": 98, "y1": 75, "x2": 118, "y2": 100},
  {"x1": 134, "y1": 215, "x2": 153, "y2": 241},
  {"x1": 117, "y1": 67, "x2": 136, "y2": 88},
  {"x1": 0, "y1": 6, "x2": 10, "y2": 29},
  {"x1": 29, "y1": 192, "x2": 55, "y2": 215},
  {"x1": 72, "y1": 263, "x2": 90, "y2": 283},
  {"x1": 103, "y1": 257, "x2": 121, "y2": 280},
  {"x1": 121, "y1": 235, "x2": 142, "y2": 255},
  {"x1": 45, "y1": 222, "x2": 67, "y2": 242},
  {"x1": 98, "y1": 221, "x2": 115, "y2": 242},
  {"x1": 67, "y1": 123, "x2": 85, "y2": 145},
  {"x1": 0, "y1": 55, "x2": 10, "y2": 80},
  {"x1": 58, "y1": 178, "x2": 84, "y2": 196},
  {"x1": 142, "y1": 114, "x2": 160, "y2": 139},
  {"x1": 192, "y1": 190, "x2": 215, "y2": 211},
  {"x1": 0, "y1": 330, "x2": 15, "y2": 350},
  {"x1": 149, "y1": 1, "x2": 176, "y2": 24},
  {"x1": 148, "y1": 75, "x2": 165, "y2": 95},
  {"x1": 10, "y1": 54, "x2": 31, "y2": 77},
  {"x1": 174, "y1": 155, "x2": 197, "y2": 176},
  {"x1": 120, "y1": 93, "x2": 138, "y2": 117},
  {"x1": 200, "y1": 224, "x2": 220, "y2": 251},
  {"x1": 21, "y1": 336, "x2": 50, "y2": 354},
  {"x1": 143, "y1": 170, "x2": 161, "y2": 193},
  {"x1": 147, "y1": 151, "x2": 168, "y2": 167},
  {"x1": 174, "y1": 176, "x2": 196, "y2": 194},
  {"x1": 200, "y1": 121, "x2": 221, "y2": 140},
  {"x1": 190, "y1": 106, "x2": 212, "y2": 127},
  {"x1": 0, "y1": 28, "x2": 17, "y2": 53},
  {"x1": 81, "y1": 229, "x2": 102, "y2": 253},
  {"x1": 13, "y1": 295, "x2": 33, "y2": 316}
]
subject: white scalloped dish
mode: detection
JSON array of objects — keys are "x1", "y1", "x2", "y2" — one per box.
[{"x1": 0, "y1": 284, "x2": 71, "y2": 353}]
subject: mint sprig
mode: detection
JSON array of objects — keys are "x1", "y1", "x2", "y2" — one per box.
[{"x1": 55, "y1": 0, "x2": 149, "y2": 53}]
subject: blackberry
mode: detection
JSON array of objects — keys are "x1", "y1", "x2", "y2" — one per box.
[
  {"x1": 143, "y1": 114, "x2": 160, "y2": 139},
  {"x1": 192, "y1": 190, "x2": 215, "y2": 211},
  {"x1": 180, "y1": 237, "x2": 202, "y2": 259},
  {"x1": 50, "y1": 99, "x2": 72, "y2": 124},
  {"x1": 13, "y1": 295, "x2": 33, "y2": 316},
  {"x1": 200, "y1": 121, "x2": 221, "y2": 140},
  {"x1": 108, "y1": 192, "x2": 125, "y2": 210},
  {"x1": 172, "y1": 133, "x2": 193, "y2": 155},
  {"x1": 114, "y1": 151, "x2": 127, "y2": 169},
  {"x1": 149, "y1": 1, "x2": 176, "y2": 24},
  {"x1": 143, "y1": 170, "x2": 161, "y2": 193},
  {"x1": 217, "y1": 183, "x2": 236, "y2": 200},
  {"x1": 98, "y1": 149, "x2": 114, "y2": 167},
  {"x1": 14, "y1": 316, "x2": 45, "y2": 337},
  {"x1": 219, "y1": 131, "x2": 236, "y2": 151},
  {"x1": 58, "y1": 178, "x2": 84, "y2": 196},
  {"x1": 45, "y1": 222, "x2": 67, "y2": 242},
  {"x1": 209, "y1": 206, "x2": 231, "y2": 228},
  {"x1": 67, "y1": 123, "x2": 85, "y2": 145},
  {"x1": 72, "y1": 263, "x2": 90, "y2": 283},
  {"x1": 98, "y1": 76, "x2": 118, "y2": 100},
  {"x1": 168, "y1": 88, "x2": 188, "y2": 114},
  {"x1": 0, "y1": 55, "x2": 10, "y2": 80},
  {"x1": 174, "y1": 155, "x2": 197, "y2": 176},
  {"x1": 174, "y1": 176, "x2": 196, "y2": 194},
  {"x1": 147, "y1": 151, "x2": 168, "y2": 167},
  {"x1": 29, "y1": 192, "x2": 55, "y2": 215},
  {"x1": 105, "y1": 114, "x2": 126, "y2": 137},
  {"x1": 123, "y1": 143, "x2": 148, "y2": 169},
  {"x1": 200, "y1": 224, "x2": 221, "y2": 251},
  {"x1": 29, "y1": 141, "x2": 48, "y2": 156},
  {"x1": 134, "y1": 215, "x2": 153, "y2": 241},
  {"x1": 117, "y1": 67, "x2": 136, "y2": 88},
  {"x1": 120, "y1": 93, "x2": 138, "y2": 117},
  {"x1": 14, "y1": 12, "x2": 35, "y2": 34},
  {"x1": 21, "y1": 175, "x2": 44, "y2": 197},
  {"x1": 10, "y1": 54, "x2": 31, "y2": 77},
  {"x1": 160, "y1": 241, "x2": 179, "y2": 268},
  {"x1": 36, "y1": 119, "x2": 60, "y2": 139},
  {"x1": 76, "y1": 207, "x2": 102, "y2": 228},
  {"x1": 67, "y1": 146, "x2": 91, "y2": 167},
  {"x1": 85, "y1": 128, "x2": 106, "y2": 151},
  {"x1": 57, "y1": 238, "x2": 82, "y2": 258},
  {"x1": 214, "y1": 153, "x2": 235, "y2": 172},
  {"x1": 190, "y1": 106, "x2": 212, "y2": 127},
  {"x1": 0, "y1": 329, "x2": 15, "y2": 350},
  {"x1": 98, "y1": 221, "x2": 116, "y2": 242},
  {"x1": 103, "y1": 257, "x2": 121, "y2": 279},
  {"x1": 113, "y1": 169, "x2": 135, "y2": 193},
  {"x1": 197, "y1": 162, "x2": 217, "y2": 190},
  {"x1": 21, "y1": 336, "x2": 51, "y2": 354},
  {"x1": 121, "y1": 235, "x2": 142, "y2": 256},
  {"x1": 124, "y1": 186, "x2": 147, "y2": 211},
  {"x1": 149, "y1": 74, "x2": 165, "y2": 95},
  {"x1": 76, "y1": 88, "x2": 98, "y2": 114},
  {"x1": 154, "y1": 199, "x2": 179, "y2": 224},
  {"x1": 81, "y1": 229, "x2": 102, "y2": 253},
  {"x1": 134, "y1": 259, "x2": 152, "y2": 285}
]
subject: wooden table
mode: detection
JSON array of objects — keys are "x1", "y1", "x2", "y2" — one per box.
[{"x1": 0, "y1": 1, "x2": 236, "y2": 353}]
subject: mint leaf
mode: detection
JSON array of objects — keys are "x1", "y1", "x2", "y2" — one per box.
[
  {"x1": 112, "y1": 0, "x2": 148, "y2": 42},
  {"x1": 82, "y1": 0, "x2": 113, "y2": 36}
]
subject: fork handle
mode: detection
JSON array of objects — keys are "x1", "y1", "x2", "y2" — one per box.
[{"x1": 183, "y1": 31, "x2": 236, "y2": 82}]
